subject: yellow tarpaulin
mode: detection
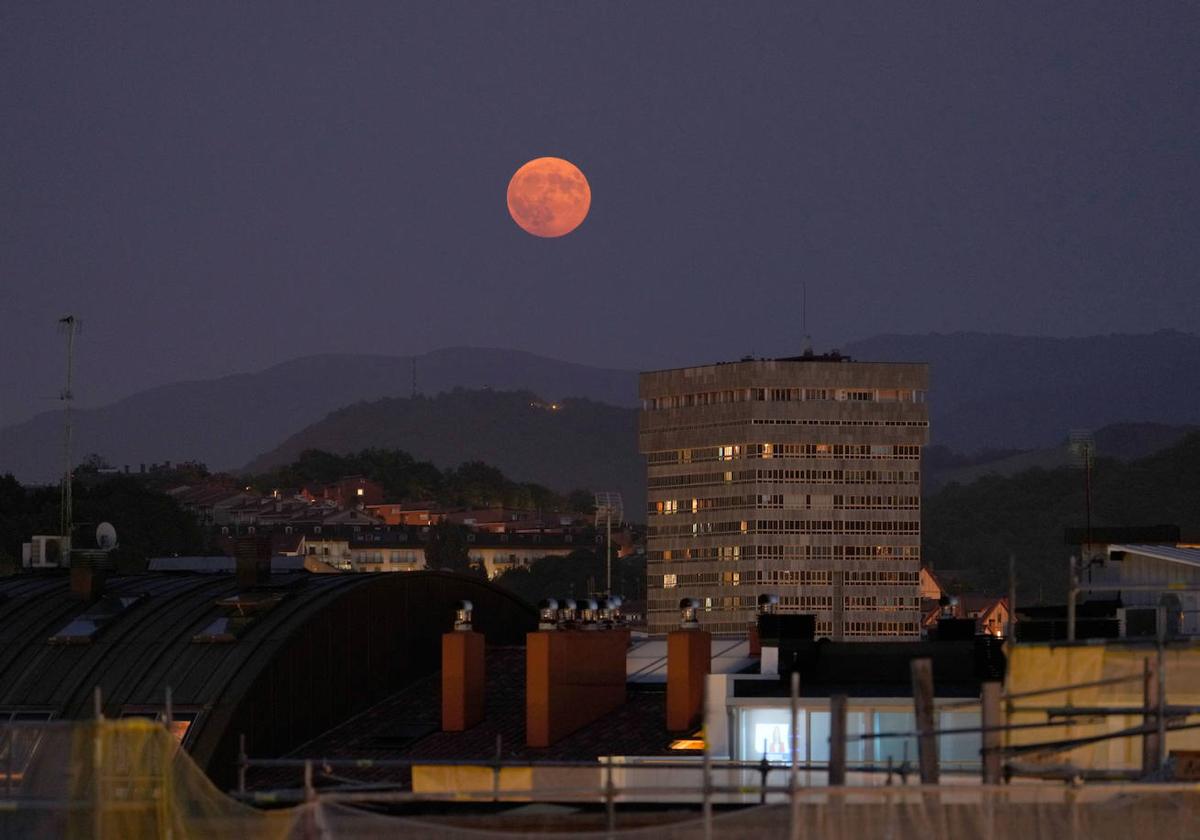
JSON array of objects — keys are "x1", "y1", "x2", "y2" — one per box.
[
  {"x1": 1007, "y1": 643, "x2": 1200, "y2": 771},
  {"x1": 412, "y1": 764, "x2": 535, "y2": 799}
]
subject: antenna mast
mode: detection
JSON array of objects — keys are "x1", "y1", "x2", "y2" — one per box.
[
  {"x1": 801, "y1": 280, "x2": 813, "y2": 355},
  {"x1": 58, "y1": 315, "x2": 78, "y2": 543}
]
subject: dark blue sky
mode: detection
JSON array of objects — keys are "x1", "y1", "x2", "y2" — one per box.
[{"x1": 3, "y1": 1, "x2": 1198, "y2": 428}]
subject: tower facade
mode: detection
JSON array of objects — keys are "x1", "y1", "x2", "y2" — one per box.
[{"x1": 639, "y1": 355, "x2": 929, "y2": 638}]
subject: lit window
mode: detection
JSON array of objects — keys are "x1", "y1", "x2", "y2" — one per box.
[
  {"x1": 356, "y1": 488, "x2": 364, "y2": 496},
  {"x1": 663, "y1": 574, "x2": 677, "y2": 589}
]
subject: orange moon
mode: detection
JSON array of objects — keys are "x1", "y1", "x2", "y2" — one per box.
[{"x1": 506, "y1": 157, "x2": 591, "y2": 238}]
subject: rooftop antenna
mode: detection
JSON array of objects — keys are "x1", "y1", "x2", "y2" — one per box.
[
  {"x1": 411, "y1": 356, "x2": 417, "y2": 399},
  {"x1": 58, "y1": 315, "x2": 79, "y2": 545},
  {"x1": 801, "y1": 280, "x2": 813, "y2": 356},
  {"x1": 1068, "y1": 430, "x2": 1095, "y2": 543}
]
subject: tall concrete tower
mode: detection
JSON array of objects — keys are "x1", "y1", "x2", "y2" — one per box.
[{"x1": 638, "y1": 353, "x2": 929, "y2": 638}]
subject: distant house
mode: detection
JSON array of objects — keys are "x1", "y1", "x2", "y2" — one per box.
[
  {"x1": 300, "y1": 476, "x2": 384, "y2": 509},
  {"x1": 167, "y1": 484, "x2": 256, "y2": 526},
  {"x1": 299, "y1": 530, "x2": 423, "y2": 573},
  {"x1": 921, "y1": 594, "x2": 1010, "y2": 637},
  {"x1": 366, "y1": 502, "x2": 448, "y2": 527},
  {"x1": 919, "y1": 567, "x2": 944, "y2": 601}
]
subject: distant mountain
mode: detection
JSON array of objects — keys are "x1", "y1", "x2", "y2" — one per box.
[
  {"x1": 244, "y1": 389, "x2": 645, "y2": 512},
  {"x1": 5, "y1": 330, "x2": 1200, "y2": 485},
  {"x1": 0, "y1": 348, "x2": 637, "y2": 484},
  {"x1": 844, "y1": 330, "x2": 1200, "y2": 453},
  {"x1": 925, "y1": 422, "x2": 1200, "y2": 491}
]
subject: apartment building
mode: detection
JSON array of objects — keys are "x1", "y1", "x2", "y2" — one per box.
[{"x1": 638, "y1": 353, "x2": 929, "y2": 638}]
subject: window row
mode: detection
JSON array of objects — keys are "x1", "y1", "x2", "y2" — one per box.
[
  {"x1": 649, "y1": 494, "x2": 920, "y2": 516},
  {"x1": 644, "y1": 387, "x2": 926, "y2": 411},
  {"x1": 643, "y1": 417, "x2": 929, "y2": 440},
  {"x1": 845, "y1": 569, "x2": 920, "y2": 585},
  {"x1": 648, "y1": 443, "x2": 921, "y2": 465},
  {"x1": 655, "y1": 581, "x2": 918, "y2": 608},
  {"x1": 843, "y1": 595, "x2": 921, "y2": 609},
  {"x1": 648, "y1": 545, "x2": 920, "y2": 562},
  {"x1": 648, "y1": 468, "x2": 921, "y2": 490},
  {"x1": 843, "y1": 621, "x2": 919, "y2": 637},
  {"x1": 647, "y1": 519, "x2": 921, "y2": 537},
  {"x1": 660, "y1": 570, "x2": 836, "y2": 589}
]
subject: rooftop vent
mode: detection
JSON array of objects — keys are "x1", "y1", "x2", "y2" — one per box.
[
  {"x1": 679, "y1": 598, "x2": 701, "y2": 629},
  {"x1": 578, "y1": 598, "x2": 600, "y2": 628},
  {"x1": 538, "y1": 598, "x2": 559, "y2": 630},
  {"x1": 454, "y1": 600, "x2": 473, "y2": 631},
  {"x1": 557, "y1": 598, "x2": 578, "y2": 627}
]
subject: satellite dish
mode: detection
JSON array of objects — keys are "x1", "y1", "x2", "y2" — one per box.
[{"x1": 96, "y1": 522, "x2": 118, "y2": 550}]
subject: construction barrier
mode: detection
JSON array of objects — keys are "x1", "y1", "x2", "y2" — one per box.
[{"x1": 3, "y1": 716, "x2": 1200, "y2": 838}]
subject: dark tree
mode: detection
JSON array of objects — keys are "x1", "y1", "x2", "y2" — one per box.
[{"x1": 423, "y1": 521, "x2": 475, "y2": 575}]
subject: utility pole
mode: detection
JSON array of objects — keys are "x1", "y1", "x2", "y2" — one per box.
[{"x1": 58, "y1": 315, "x2": 78, "y2": 546}]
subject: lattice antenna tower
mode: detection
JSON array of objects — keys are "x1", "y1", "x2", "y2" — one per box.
[
  {"x1": 594, "y1": 492, "x2": 624, "y2": 597},
  {"x1": 801, "y1": 280, "x2": 814, "y2": 356},
  {"x1": 1068, "y1": 429, "x2": 1096, "y2": 561},
  {"x1": 58, "y1": 315, "x2": 79, "y2": 543}
]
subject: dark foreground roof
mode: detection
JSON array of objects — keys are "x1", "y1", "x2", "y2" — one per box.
[
  {"x1": 0, "y1": 570, "x2": 537, "y2": 787},
  {"x1": 248, "y1": 646, "x2": 690, "y2": 791}
]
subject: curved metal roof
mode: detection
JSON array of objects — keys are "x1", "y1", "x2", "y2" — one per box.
[{"x1": 0, "y1": 569, "x2": 536, "y2": 784}]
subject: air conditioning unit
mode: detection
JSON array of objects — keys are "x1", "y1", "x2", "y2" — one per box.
[{"x1": 22, "y1": 535, "x2": 70, "y2": 569}]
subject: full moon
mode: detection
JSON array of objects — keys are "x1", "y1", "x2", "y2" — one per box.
[{"x1": 506, "y1": 157, "x2": 591, "y2": 238}]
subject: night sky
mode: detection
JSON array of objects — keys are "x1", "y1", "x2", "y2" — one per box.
[{"x1": 3, "y1": 2, "x2": 1198, "y2": 428}]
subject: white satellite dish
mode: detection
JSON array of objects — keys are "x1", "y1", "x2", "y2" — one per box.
[{"x1": 96, "y1": 522, "x2": 118, "y2": 550}]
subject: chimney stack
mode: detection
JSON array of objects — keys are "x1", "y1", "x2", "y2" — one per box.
[
  {"x1": 233, "y1": 535, "x2": 272, "y2": 590},
  {"x1": 667, "y1": 598, "x2": 711, "y2": 732},
  {"x1": 525, "y1": 601, "x2": 629, "y2": 748},
  {"x1": 69, "y1": 549, "x2": 112, "y2": 602},
  {"x1": 442, "y1": 601, "x2": 485, "y2": 731}
]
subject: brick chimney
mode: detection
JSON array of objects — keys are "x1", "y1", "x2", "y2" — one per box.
[
  {"x1": 667, "y1": 598, "x2": 711, "y2": 732},
  {"x1": 69, "y1": 549, "x2": 112, "y2": 602},
  {"x1": 233, "y1": 535, "x2": 272, "y2": 589},
  {"x1": 442, "y1": 601, "x2": 485, "y2": 731},
  {"x1": 526, "y1": 623, "x2": 629, "y2": 748}
]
